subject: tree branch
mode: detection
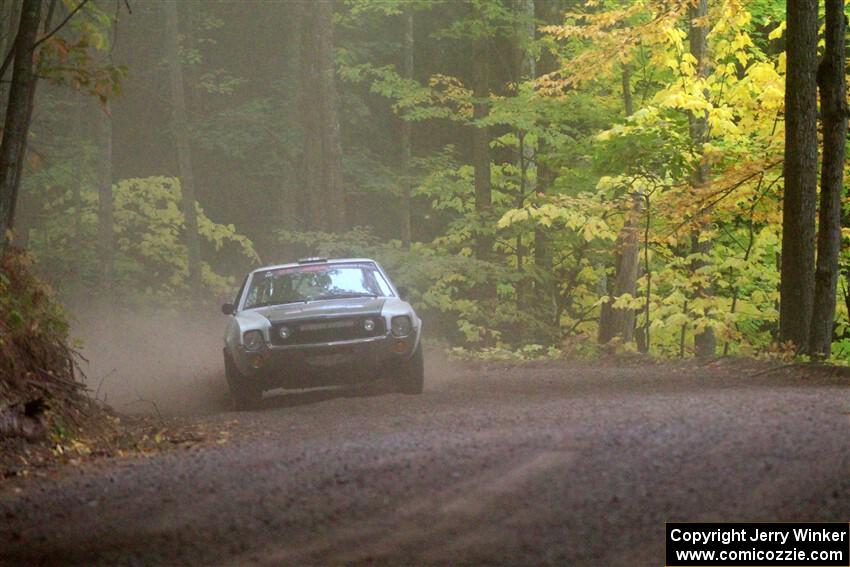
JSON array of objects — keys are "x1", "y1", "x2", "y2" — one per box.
[
  {"x1": 0, "y1": 34, "x2": 17, "y2": 83},
  {"x1": 664, "y1": 161, "x2": 782, "y2": 238},
  {"x1": 31, "y1": 0, "x2": 90, "y2": 51}
]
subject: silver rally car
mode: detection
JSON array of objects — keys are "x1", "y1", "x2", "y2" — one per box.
[{"x1": 221, "y1": 257, "x2": 423, "y2": 409}]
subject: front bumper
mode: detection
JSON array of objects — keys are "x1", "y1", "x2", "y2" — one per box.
[{"x1": 232, "y1": 332, "x2": 417, "y2": 388}]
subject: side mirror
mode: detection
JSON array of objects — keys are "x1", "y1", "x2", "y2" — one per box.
[
  {"x1": 221, "y1": 303, "x2": 235, "y2": 315},
  {"x1": 396, "y1": 286, "x2": 409, "y2": 300}
]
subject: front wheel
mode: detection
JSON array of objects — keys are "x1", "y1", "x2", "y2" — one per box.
[
  {"x1": 397, "y1": 342, "x2": 424, "y2": 394},
  {"x1": 224, "y1": 351, "x2": 262, "y2": 410}
]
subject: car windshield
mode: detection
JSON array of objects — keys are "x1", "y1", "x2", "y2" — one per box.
[{"x1": 242, "y1": 263, "x2": 393, "y2": 309}]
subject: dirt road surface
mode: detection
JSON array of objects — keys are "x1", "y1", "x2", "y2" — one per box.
[{"x1": 2, "y1": 356, "x2": 850, "y2": 566}]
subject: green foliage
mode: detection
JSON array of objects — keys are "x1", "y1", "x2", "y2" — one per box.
[
  {"x1": 331, "y1": 0, "x2": 830, "y2": 361},
  {"x1": 20, "y1": 0, "x2": 850, "y2": 364},
  {"x1": 27, "y1": 172, "x2": 259, "y2": 304},
  {"x1": 276, "y1": 227, "x2": 545, "y2": 347},
  {"x1": 38, "y1": 1, "x2": 127, "y2": 103}
]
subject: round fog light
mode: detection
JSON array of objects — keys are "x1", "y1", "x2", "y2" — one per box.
[
  {"x1": 278, "y1": 326, "x2": 291, "y2": 340},
  {"x1": 249, "y1": 354, "x2": 265, "y2": 369},
  {"x1": 363, "y1": 319, "x2": 375, "y2": 332}
]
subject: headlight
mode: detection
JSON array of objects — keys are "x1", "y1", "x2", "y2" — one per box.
[
  {"x1": 363, "y1": 318, "x2": 375, "y2": 332},
  {"x1": 243, "y1": 330, "x2": 264, "y2": 351},
  {"x1": 278, "y1": 326, "x2": 291, "y2": 340},
  {"x1": 391, "y1": 316, "x2": 412, "y2": 337}
]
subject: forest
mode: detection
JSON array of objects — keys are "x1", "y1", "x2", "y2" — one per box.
[
  {"x1": 5, "y1": 3, "x2": 850, "y2": 564},
  {"x1": 0, "y1": 0, "x2": 847, "y2": 369}
]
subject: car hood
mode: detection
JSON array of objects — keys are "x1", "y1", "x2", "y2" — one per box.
[{"x1": 255, "y1": 297, "x2": 386, "y2": 323}]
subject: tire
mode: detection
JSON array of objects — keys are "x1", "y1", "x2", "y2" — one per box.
[
  {"x1": 397, "y1": 342, "x2": 424, "y2": 394},
  {"x1": 224, "y1": 351, "x2": 262, "y2": 410}
]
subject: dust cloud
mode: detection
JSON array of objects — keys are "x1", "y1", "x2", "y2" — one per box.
[
  {"x1": 71, "y1": 306, "x2": 228, "y2": 416},
  {"x1": 421, "y1": 344, "x2": 464, "y2": 389},
  {"x1": 70, "y1": 305, "x2": 460, "y2": 416}
]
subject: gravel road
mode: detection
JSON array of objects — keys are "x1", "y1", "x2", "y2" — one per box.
[{"x1": 2, "y1": 356, "x2": 850, "y2": 566}]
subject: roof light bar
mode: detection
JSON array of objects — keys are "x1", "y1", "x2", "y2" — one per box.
[{"x1": 297, "y1": 257, "x2": 328, "y2": 264}]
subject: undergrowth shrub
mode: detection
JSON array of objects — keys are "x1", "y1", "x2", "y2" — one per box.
[
  {"x1": 1, "y1": 247, "x2": 85, "y2": 439},
  {"x1": 277, "y1": 228, "x2": 559, "y2": 349}
]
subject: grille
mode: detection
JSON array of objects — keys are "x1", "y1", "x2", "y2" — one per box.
[{"x1": 270, "y1": 316, "x2": 385, "y2": 346}]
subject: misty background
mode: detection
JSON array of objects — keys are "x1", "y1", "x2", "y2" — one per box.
[
  {"x1": 13, "y1": 0, "x2": 515, "y2": 411},
  {"x1": 5, "y1": 0, "x2": 837, "y2": 410}
]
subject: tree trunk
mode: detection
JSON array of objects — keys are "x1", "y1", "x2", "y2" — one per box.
[
  {"x1": 97, "y1": 103, "x2": 114, "y2": 309},
  {"x1": 0, "y1": 1, "x2": 8, "y2": 77},
  {"x1": 0, "y1": 0, "x2": 41, "y2": 251},
  {"x1": 297, "y1": 2, "x2": 346, "y2": 234},
  {"x1": 0, "y1": 0, "x2": 17, "y2": 113},
  {"x1": 533, "y1": 0, "x2": 559, "y2": 314},
  {"x1": 621, "y1": 64, "x2": 633, "y2": 117},
  {"x1": 598, "y1": 64, "x2": 641, "y2": 345},
  {"x1": 809, "y1": 0, "x2": 847, "y2": 359},
  {"x1": 278, "y1": 3, "x2": 300, "y2": 236},
  {"x1": 297, "y1": 5, "x2": 324, "y2": 232},
  {"x1": 72, "y1": 99, "x2": 84, "y2": 245},
  {"x1": 399, "y1": 8, "x2": 413, "y2": 248},
  {"x1": 512, "y1": 0, "x2": 535, "y2": 308},
  {"x1": 471, "y1": 28, "x2": 491, "y2": 263},
  {"x1": 163, "y1": 0, "x2": 203, "y2": 296},
  {"x1": 9, "y1": 0, "x2": 52, "y2": 251},
  {"x1": 780, "y1": 0, "x2": 819, "y2": 352},
  {"x1": 316, "y1": 0, "x2": 346, "y2": 233},
  {"x1": 179, "y1": 0, "x2": 202, "y2": 126},
  {"x1": 598, "y1": 194, "x2": 642, "y2": 345},
  {"x1": 688, "y1": 0, "x2": 716, "y2": 357},
  {"x1": 0, "y1": 1, "x2": 23, "y2": 96},
  {"x1": 65, "y1": 96, "x2": 85, "y2": 298}
]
